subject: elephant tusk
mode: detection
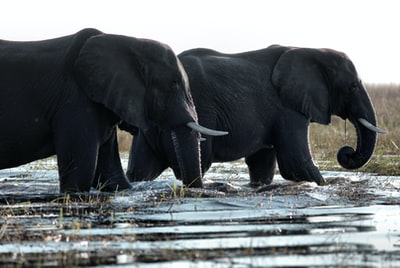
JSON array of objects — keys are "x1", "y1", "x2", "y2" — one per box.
[
  {"x1": 358, "y1": 118, "x2": 387, "y2": 134},
  {"x1": 186, "y1": 122, "x2": 228, "y2": 136}
]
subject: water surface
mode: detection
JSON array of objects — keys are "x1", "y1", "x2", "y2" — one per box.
[{"x1": 0, "y1": 157, "x2": 399, "y2": 267}]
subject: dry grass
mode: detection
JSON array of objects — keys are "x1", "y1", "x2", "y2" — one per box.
[
  {"x1": 117, "y1": 83, "x2": 400, "y2": 175},
  {"x1": 367, "y1": 83, "x2": 400, "y2": 154},
  {"x1": 117, "y1": 129, "x2": 132, "y2": 153}
]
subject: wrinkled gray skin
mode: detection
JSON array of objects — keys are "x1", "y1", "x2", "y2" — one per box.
[
  {"x1": 0, "y1": 28, "x2": 211, "y2": 192},
  {"x1": 127, "y1": 45, "x2": 383, "y2": 187}
]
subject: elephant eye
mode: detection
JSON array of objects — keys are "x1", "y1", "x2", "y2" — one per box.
[
  {"x1": 133, "y1": 58, "x2": 146, "y2": 75},
  {"x1": 349, "y1": 82, "x2": 359, "y2": 94},
  {"x1": 170, "y1": 81, "x2": 180, "y2": 91},
  {"x1": 138, "y1": 62, "x2": 146, "y2": 74}
]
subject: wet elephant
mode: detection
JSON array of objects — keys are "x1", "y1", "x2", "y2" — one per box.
[
  {"x1": 0, "y1": 28, "x2": 226, "y2": 192},
  {"x1": 127, "y1": 45, "x2": 385, "y2": 187}
]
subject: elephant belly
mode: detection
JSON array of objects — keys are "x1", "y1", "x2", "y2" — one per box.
[
  {"x1": 213, "y1": 138, "x2": 269, "y2": 162},
  {"x1": 0, "y1": 125, "x2": 55, "y2": 169}
]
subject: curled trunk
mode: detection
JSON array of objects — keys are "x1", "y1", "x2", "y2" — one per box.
[
  {"x1": 337, "y1": 116, "x2": 378, "y2": 169},
  {"x1": 336, "y1": 82, "x2": 386, "y2": 170}
]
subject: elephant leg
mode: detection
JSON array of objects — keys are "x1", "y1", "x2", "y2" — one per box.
[
  {"x1": 274, "y1": 113, "x2": 325, "y2": 185},
  {"x1": 55, "y1": 134, "x2": 98, "y2": 193},
  {"x1": 245, "y1": 147, "x2": 276, "y2": 187},
  {"x1": 93, "y1": 129, "x2": 131, "y2": 192},
  {"x1": 126, "y1": 131, "x2": 168, "y2": 182}
]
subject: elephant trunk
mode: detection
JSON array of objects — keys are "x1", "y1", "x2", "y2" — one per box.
[
  {"x1": 337, "y1": 117, "x2": 377, "y2": 169},
  {"x1": 170, "y1": 127, "x2": 203, "y2": 187},
  {"x1": 336, "y1": 87, "x2": 385, "y2": 169}
]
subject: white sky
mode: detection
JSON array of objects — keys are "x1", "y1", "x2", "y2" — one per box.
[{"x1": 1, "y1": 0, "x2": 399, "y2": 83}]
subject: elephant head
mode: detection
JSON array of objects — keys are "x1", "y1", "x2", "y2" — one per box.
[
  {"x1": 272, "y1": 47, "x2": 385, "y2": 170},
  {"x1": 74, "y1": 34, "x2": 227, "y2": 187}
]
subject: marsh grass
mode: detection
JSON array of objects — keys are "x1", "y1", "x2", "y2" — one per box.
[
  {"x1": 117, "y1": 130, "x2": 133, "y2": 153},
  {"x1": 117, "y1": 83, "x2": 400, "y2": 175}
]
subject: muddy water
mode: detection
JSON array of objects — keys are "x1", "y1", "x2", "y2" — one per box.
[{"x1": 0, "y1": 156, "x2": 399, "y2": 267}]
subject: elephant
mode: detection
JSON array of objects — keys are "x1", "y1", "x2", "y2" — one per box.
[
  {"x1": 0, "y1": 28, "x2": 227, "y2": 193},
  {"x1": 126, "y1": 44, "x2": 386, "y2": 187}
]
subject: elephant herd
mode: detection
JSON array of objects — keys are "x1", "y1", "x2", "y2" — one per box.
[{"x1": 0, "y1": 28, "x2": 386, "y2": 193}]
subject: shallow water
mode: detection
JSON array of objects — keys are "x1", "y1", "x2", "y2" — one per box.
[{"x1": 0, "y1": 157, "x2": 399, "y2": 267}]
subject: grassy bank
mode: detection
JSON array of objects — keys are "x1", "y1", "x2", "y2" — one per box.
[{"x1": 117, "y1": 83, "x2": 400, "y2": 175}]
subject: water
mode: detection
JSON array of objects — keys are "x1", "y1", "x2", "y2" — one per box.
[{"x1": 0, "y1": 157, "x2": 399, "y2": 267}]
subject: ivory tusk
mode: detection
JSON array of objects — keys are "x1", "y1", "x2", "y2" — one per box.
[
  {"x1": 358, "y1": 118, "x2": 387, "y2": 134},
  {"x1": 186, "y1": 122, "x2": 228, "y2": 136}
]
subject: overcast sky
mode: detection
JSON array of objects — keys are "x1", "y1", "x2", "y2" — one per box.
[{"x1": 1, "y1": 0, "x2": 399, "y2": 83}]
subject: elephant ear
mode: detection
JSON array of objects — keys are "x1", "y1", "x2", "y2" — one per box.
[
  {"x1": 74, "y1": 34, "x2": 149, "y2": 130},
  {"x1": 271, "y1": 48, "x2": 331, "y2": 124}
]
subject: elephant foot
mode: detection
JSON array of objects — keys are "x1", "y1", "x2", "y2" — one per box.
[
  {"x1": 245, "y1": 148, "x2": 276, "y2": 188},
  {"x1": 203, "y1": 180, "x2": 240, "y2": 193},
  {"x1": 304, "y1": 170, "x2": 326, "y2": 186},
  {"x1": 280, "y1": 168, "x2": 326, "y2": 186},
  {"x1": 249, "y1": 177, "x2": 273, "y2": 188},
  {"x1": 316, "y1": 176, "x2": 327, "y2": 186}
]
